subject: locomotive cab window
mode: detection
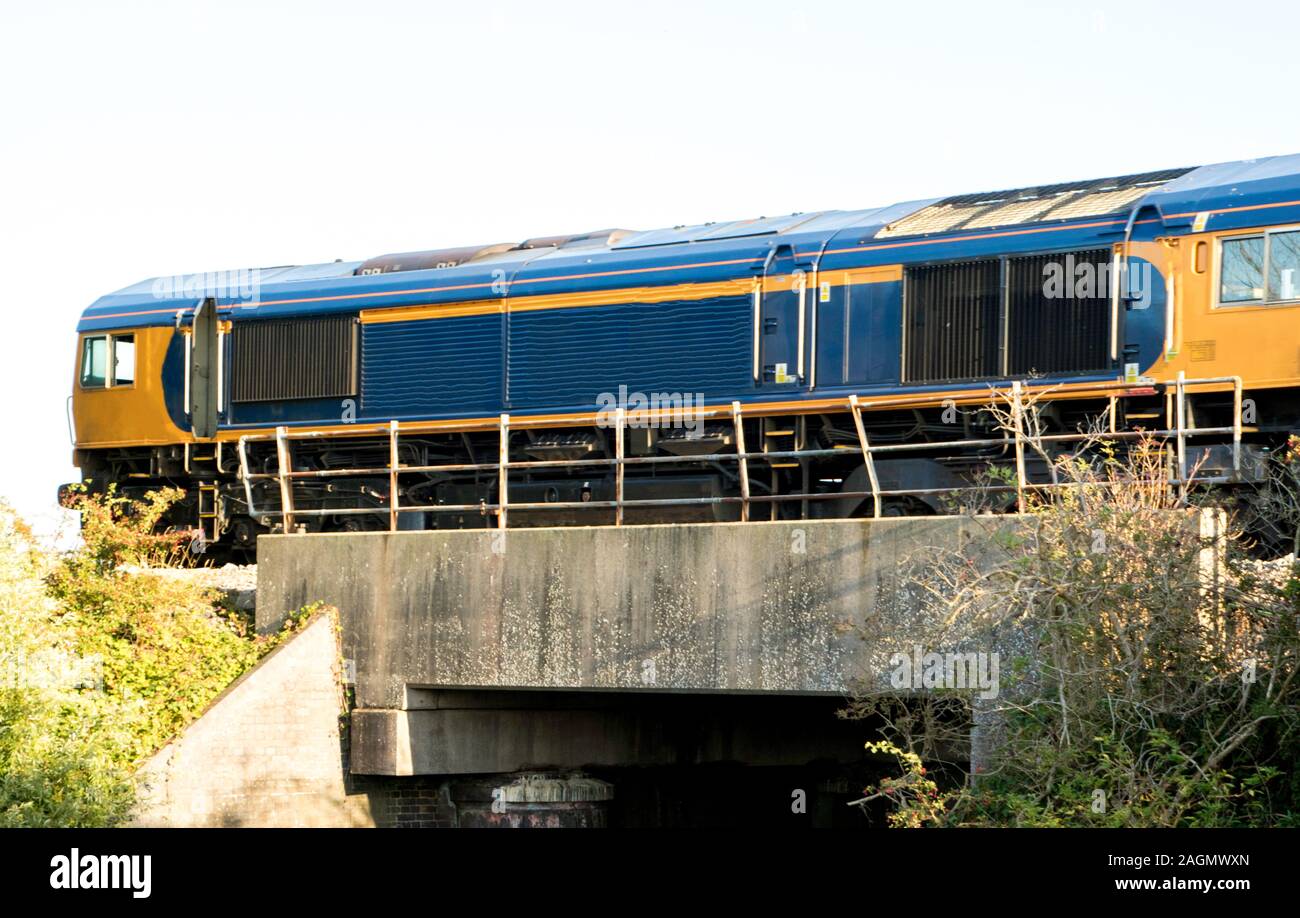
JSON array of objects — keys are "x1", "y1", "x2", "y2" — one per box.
[
  {"x1": 113, "y1": 334, "x2": 135, "y2": 386},
  {"x1": 1217, "y1": 228, "x2": 1300, "y2": 306},
  {"x1": 1268, "y1": 230, "x2": 1300, "y2": 301},
  {"x1": 80, "y1": 333, "x2": 136, "y2": 389},
  {"x1": 1219, "y1": 236, "x2": 1264, "y2": 304},
  {"x1": 80, "y1": 335, "x2": 108, "y2": 388}
]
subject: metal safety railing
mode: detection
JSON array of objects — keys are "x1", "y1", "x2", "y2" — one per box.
[{"x1": 234, "y1": 373, "x2": 1244, "y2": 533}]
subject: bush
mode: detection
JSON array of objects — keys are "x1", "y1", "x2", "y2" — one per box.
[
  {"x1": 847, "y1": 437, "x2": 1300, "y2": 828},
  {"x1": 0, "y1": 489, "x2": 285, "y2": 826},
  {"x1": 0, "y1": 691, "x2": 134, "y2": 827}
]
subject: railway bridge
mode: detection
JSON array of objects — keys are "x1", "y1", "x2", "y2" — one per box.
[{"x1": 251, "y1": 515, "x2": 1030, "y2": 827}]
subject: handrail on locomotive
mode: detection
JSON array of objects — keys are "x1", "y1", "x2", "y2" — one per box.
[{"x1": 234, "y1": 372, "x2": 1244, "y2": 534}]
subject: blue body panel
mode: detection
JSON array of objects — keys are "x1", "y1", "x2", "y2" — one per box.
[
  {"x1": 1143, "y1": 155, "x2": 1300, "y2": 232},
  {"x1": 506, "y1": 294, "x2": 753, "y2": 410},
  {"x1": 228, "y1": 396, "x2": 352, "y2": 428},
  {"x1": 1121, "y1": 256, "x2": 1167, "y2": 373},
  {"x1": 813, "y1": 281, "x2": 904, "y2": 388},
  {"x1": 362, "y1": 314, "x2": 503, "y2": 419}
]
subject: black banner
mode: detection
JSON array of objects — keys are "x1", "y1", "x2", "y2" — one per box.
[{"x1": 0, "y1": 828, "x2": 1282, "y2": 904}]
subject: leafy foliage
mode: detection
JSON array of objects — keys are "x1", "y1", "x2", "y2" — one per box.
[
  {"x1": 848, "y1": 433, "x2": 1300, "y2": 828},
  {"x1": 854, "y1": 741, "x2": 950, "y2": 828},
  {"x1": 0, "y1": 489, "x2": 292, "y2": 826}
]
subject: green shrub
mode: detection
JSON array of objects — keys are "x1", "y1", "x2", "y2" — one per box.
[
  {"x1": 0, "y1": 489, "x2": 290, "y2": 826},
  {"x1": 848, "y1": 436, "x2": 1300, "y2": 828}
]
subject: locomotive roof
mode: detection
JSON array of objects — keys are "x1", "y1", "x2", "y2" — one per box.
[{"x1": 78, "y1": 153, "x2": 1300, "y2": 333}]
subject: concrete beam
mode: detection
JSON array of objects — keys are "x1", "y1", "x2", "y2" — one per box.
[
  {"x1": 347, "y1": 691, "x2": 896, "y2": 775},
  {"x1": 258, "y1": 517, "x2": 1023, "y2": 709}
]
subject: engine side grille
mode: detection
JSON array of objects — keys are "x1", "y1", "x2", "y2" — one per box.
[
  {"x1": 903, "y1": 259, "x2": 1002, "y2": 382},
  {"x1": 1006, "y1": 249, "x2": 1112, "y2": 375},
  {"x1": 904, "y1": 248, "x2": 1114, "y2": 383},
  {"x1": 230, "y1": 316, "x2": 358, "y2": 403}
]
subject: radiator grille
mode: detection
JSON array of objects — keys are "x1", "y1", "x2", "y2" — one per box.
[
  {"x1": 1006, "y1": 249, "x2": 1111, "y2": 375},
  {"x1": 230, "y1": 316, "x2": 358, "y2": 403},
  {"x1": 904, "y1": 249, "x2": 1113, "y2": 382},
  {"x1": 904, "y1": 260, "x2": 1002, "y2": 382}
]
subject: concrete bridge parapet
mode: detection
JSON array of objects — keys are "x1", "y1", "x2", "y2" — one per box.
[{"x1": 257, "y1": 517, "x2": 1031, "y2": 778}]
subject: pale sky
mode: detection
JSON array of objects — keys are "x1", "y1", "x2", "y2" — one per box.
[{"x1": 1, "y1": 0, "x2": 1296, "y2": 535}]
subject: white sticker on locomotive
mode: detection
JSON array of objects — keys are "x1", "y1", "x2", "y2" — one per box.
[{"x1": 819, "y1": 281, "x2": 831, "y2": 302}]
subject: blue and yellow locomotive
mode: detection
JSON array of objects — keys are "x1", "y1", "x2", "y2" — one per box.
[{"x1": 68, "y1": 155, "x2": 1300, "y2": 555}]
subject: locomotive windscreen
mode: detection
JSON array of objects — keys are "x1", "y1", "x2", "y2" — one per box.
[{"x1": 229, "y1": 315, "x2": 359, "y2": 403}]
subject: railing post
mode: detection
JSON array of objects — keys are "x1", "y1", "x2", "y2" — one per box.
[
  {"x1": 497, "y1": 413, "x2": 510, "y2": 530},
  {"x1": 1162, "y1": 385, "x2": 1176, "y2": 498},
  {"x1": 732, "y1": 401, "x2": 750, "y2": 522},
  {"x1": 1176, "y1": 371, "x2": 1188, "y2": 495},
  {"x1": 388, "y1": 419, "x2": 400, "y2": 531},
  {"x1": 237, "y1": 435, "x2": 257, "y2": 519},
  {"x1": 1010, "y1": 382, "x2": 1027, "y2": 513},
  {"x1": 615, "y1": 406, "x2": 626, "y2": 526},
  {"x1": 1232, "y1": 376, "x2": 1243, "y2": 474},
  {"x1": 849, "y1": 395, "x2": 881, "y2": 518},
  {"x1": 274, "y1": 426, "x2": 296, "y2": 533}
]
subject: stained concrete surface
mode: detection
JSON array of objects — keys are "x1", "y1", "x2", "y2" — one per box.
[{"x1": 257, "y1": 517, "x2": 1031, "y2": 776}]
